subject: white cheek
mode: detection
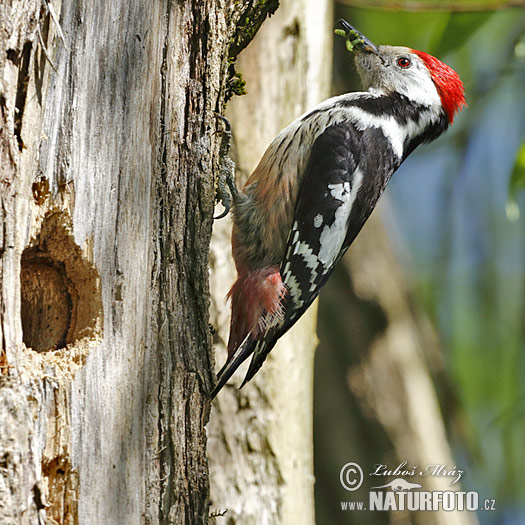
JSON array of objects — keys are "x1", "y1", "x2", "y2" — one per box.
[{"x1": 402, "y1": 68, "x2": 441, "y2": 107}]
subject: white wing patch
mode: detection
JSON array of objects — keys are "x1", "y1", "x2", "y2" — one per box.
[
  {"x1": 282, "y1": 168, "x2": 365, "y2": 305},
  {"x1": 284, "y1": 221, "x2": 321, "y2": 296},
  {"x1": 294, "y1": 239, "x2": 321, "y2": 292},
  {"x1": 328, "y1": 181, "x2": 350, "y2": 201},
  {"x1": 318, "y1": 168, "x2": 364, "y2": 268},
  {"x1": 285, "y1": 273, "x2": 304, "y2": 310}
]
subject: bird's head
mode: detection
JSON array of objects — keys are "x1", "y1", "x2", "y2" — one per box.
[{"x1": 337, "y1": 19, "x2": 466, "y2": 124}]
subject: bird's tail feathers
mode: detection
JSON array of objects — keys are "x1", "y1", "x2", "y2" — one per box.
[
  {"x1": 239, "y1": 339, "x2": 270, "y2": 389},
  {"x1": 209, "y1": 334, "x2": 256, "y2": 399}
]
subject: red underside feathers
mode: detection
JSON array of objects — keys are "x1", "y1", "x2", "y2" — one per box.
[{"x1": 227, "y1": 267, "x2": 287, "y2": 357}]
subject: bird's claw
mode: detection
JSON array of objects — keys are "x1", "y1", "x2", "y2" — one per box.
[
  {"x1": 214, "y1": 114, "x2": 238, "y2": 219},
  {"x1": 215, "y1": 173, "x2": 233, "y2": 219}
]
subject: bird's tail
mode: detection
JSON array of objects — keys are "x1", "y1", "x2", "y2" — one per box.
[
  {"x1": 210, "y1": 334, "x2": 280, "y2": 399},
  {"x1": 211, "y1": 266, "x2": 286, "y2": 398},
  {"x1": 209, "y1": 334, "x2": 257, "y2": 399}
]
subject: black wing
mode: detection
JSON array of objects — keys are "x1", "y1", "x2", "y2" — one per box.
[{"x1": 242, "y1": 122, "x2": 365, "y2": 384}]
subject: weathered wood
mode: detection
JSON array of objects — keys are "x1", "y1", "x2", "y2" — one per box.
[
  {"x1": 208, "y1": 1, "x2": 333, "y2": 523},
  {"x1": 0, "y1": 1, "x2": 277, "y2": 523}
]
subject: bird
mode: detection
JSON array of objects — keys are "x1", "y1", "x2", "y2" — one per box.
[{"x1": 210, "y1": 19, "x2": 466, "y2": 398}]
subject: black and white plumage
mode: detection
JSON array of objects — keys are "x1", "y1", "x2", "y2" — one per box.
[{"x1": 210, "y1": 20, "x2": 465, "y2": 398}]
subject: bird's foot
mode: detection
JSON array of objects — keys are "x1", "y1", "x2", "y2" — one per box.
[{"x1": 214, "y1": 114, "x2": 238, "y2": 219}]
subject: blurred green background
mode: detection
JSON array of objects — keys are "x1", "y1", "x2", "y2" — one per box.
[{"x1": 315, "y1": 2, "x2": 525, "y2": 524}]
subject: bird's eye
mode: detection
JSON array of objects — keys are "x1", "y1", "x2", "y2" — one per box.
[{"x1": 397, "y1": 57, "x2": 411, "y2": 68}]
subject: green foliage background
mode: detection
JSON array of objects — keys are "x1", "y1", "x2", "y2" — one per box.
[{"x1": 317, "y1": 3, "x2": 525, "y2": 524}]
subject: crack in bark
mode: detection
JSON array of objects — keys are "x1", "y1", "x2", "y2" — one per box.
[{"x1": 13, "y1": 42, "x2": 32, "y2": 151}]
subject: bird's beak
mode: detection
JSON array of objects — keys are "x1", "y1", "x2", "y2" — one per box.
[{"x1": 337, "y1": 19, "x2": 379, "y2": 55}]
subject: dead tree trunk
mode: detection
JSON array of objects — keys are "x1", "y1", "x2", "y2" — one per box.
[
  {"x1": 208, "y1": 1, "x2": 333, "y2": 523},
  {"x1": 0, "y1": 1, "x2": 277, "y2": 523}
]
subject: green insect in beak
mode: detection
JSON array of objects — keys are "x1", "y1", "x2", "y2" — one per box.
[{"x1": 335, "y1": 19, "x2": 379, "y2": 55}]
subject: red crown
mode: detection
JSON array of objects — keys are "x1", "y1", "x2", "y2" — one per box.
[{"x1": 411, "y1": 50, "x2": 466, "y2": 124}]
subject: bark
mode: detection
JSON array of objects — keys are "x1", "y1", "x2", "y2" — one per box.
[
  {"x1": 0, "y1": 1, "x2": 276, "y2": 523},
  {"x1": 207, "y1": 1, "x2": 333, "y2": 523}
]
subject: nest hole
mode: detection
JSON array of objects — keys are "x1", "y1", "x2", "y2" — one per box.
[{"x1": 20, "y1": 212, "x2": 102, "y2": 352}]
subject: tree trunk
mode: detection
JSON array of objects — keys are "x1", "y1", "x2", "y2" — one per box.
[
  {"x1": 208, "y1": 1, "x2": 333, "y2": 523},
  {"x1": 0, "y1": 1, "x2": 276, "y2": 523}
]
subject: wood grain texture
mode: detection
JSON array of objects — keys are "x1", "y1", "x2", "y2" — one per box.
[{"x1": 0, "y1": 1, "x2": 275, "y2": 523}]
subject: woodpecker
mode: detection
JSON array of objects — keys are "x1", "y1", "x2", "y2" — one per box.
[{"x1": 211, "y1": 20, "x2": 465, "y2": 398}]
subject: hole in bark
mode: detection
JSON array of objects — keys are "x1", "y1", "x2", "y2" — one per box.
[
  {"x1": 0, "y1": 452, "x2": 9, "y2": 470},
  {"x1": 21, "y1": 255, "x2": 72, "y2": 351},
  {"x1": 0, "y1": 347, "x2": 8, "y2": 375},
  {"x1": 42, "y1": 456, "x2": 79, "y2": 523},
  {"x1": 32, "y1": 176, "x2": 50, "y2": 205},
  {"x1": 7, "y1": 49, "x2": 18, "y2": 64},
  {"x1": 21, "y1": 211, "x2": 102, "y2": 352}
]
